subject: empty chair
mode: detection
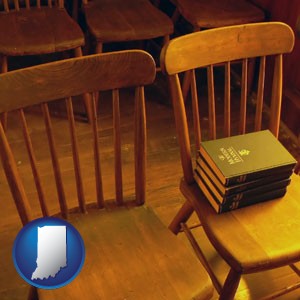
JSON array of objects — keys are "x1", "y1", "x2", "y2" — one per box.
[
  {"x1": 161, "y1": 22, "x2": 300, "y2": 299},
  {"x1": 171, "y1": 0, "x2": 264, "y2": 30},
  {"x1": 0, "y1": 0, "x2": 92, "y2": 127},
  {"x1": 0, "y1": 50, "x2": 213, "y2": 299},
  {"x1": 81, "y1": 0, "x2": 173, "y2": 67}
]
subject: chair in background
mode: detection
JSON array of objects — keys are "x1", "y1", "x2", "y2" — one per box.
[
  {"x1": 0, "y1": 0, "x2": 92, "y2": 129},
  {"x1": 161, "y1": 22, "x2": 300, "y2": 299},
  {"x1": 171, "y1": 0, "x2": 265, "y2": 30},
  {"x1": 0, "y1": 50, "x2": 214, "y2": 299},
  {"x1": 168, "y1": 0, "x2": 265, "y2": 100},
  {"x1": 81, "y1": 0, "x2": 173, "y2": 68}
]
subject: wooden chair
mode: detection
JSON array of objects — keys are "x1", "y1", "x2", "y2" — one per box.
[
  {"x1": 161, "y1": 22, "x2": 300, "y2": 299},
  {"x1": 171, "y1": 0, "x2": 265, "y2": 30},
  {"x1": 0, "y1": 0, "x2": 92, "y2": 128},
  {"x1": 0, "y1": 50, "x2": 214, "y2": 299},
  {"x1": 81, "y1": 0, "x2": 173, "y2": 68},
  {"x1": 169, "y1": 0, "x2": 265, "y2": 100}
]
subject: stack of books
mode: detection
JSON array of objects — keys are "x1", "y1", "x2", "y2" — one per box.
[{"x1": 194, "y1": 130, "x2": 297, "y2": 213}]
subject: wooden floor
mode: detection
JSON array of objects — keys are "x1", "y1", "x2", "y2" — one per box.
[{"x1": 0, "y1": 70, "x2": 300, "y2": 299}]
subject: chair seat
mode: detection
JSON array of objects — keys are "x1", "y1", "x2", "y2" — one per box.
[
  {"x1": 38, "y1": 205, "x2": 213, "y2": 300},
  {"x1": 181, "y1": 173, "x2": 300, "y2": 274},
  {"x1": 0, "y1": 8, "x2": 84, "y2": 56},
  {"x1": 176, "y1": 0, "x2": 265, "y2": 28},
  {"x1": 83, "y1": 0, "x2": 173, "y2": 42}
]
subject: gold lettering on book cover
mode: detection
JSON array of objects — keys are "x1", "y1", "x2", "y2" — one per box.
[
  {"x1": 219, "y1": 147, "x2": 245, "y2": 165},
  {"x1": 238, "y1": 149, "x2": 250, "y2": 156}
]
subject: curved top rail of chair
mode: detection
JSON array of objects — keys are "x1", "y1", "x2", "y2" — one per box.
[
  {"x1": 160, "y1": 22, "x2": 295, "y2": 75},
  {"x1": 0, "y1": 50, "x2": 156, "y2": 114}
]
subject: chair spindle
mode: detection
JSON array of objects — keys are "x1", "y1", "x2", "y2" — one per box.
[
  {"x1": 255, "y1": 56, "x2": 266, "y2": 131},
  {"x1": 90, "y1": 93, "x2": 104, "y2": 208},
  {"x1": 170, "y1": 74, "x2": 194, "y2": 184},
  {"x1": 58, "y1": 0, "x2": 64, "y2": 8},
  {"x1": 25, "y1": 0, "x2": 30, "y2": 9},
  {"x1": 270, "y1": 54, "x2": 283, "y2": 138},
  {"x1": 41, "y1": 103, "x2": 68, "y2": 218},
  {"x1": 134, "y1": 87, "x2": 146, "y2": 205},
  {"x1": 0, "y1": 122, "x2": 32, "y2": 225},
  {"x1": 190, "y1": 69, "x2": 201, "y2": 152},
  {"x1": 3, "y1": 0, "x2": 9, "y2": 12},
  {"x1": 224, "y1": 61, "x2": 231, "y2": 137},
  {"x1": 239, "y1": 58, "x2": 248, "y2": 134},
  {"x1": 13, "y1": 0, "x2": 20, "y2": 11},
  {"x1": 207, "y1": 65, "x2": 216, "y2": 139},
  {"x1": 65, "y1": 97, "x2": 86, "y2": 213},
  {"x1": 19, "y1": 109, "x2": 49, "y2": 217},
  {"x1": 113, "y1": 89, "x2": 123, "y2": 205}
]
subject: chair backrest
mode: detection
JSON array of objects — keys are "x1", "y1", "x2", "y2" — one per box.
[
  {"x1": 160, "y1": 22, "x2": 295, "y2": 184},
  {"x1": 1, "y1": 0, "x2": 64, "y2": 11},
  {"x1": 0, "y1": 50, "x2": 156, "y2": 225}
]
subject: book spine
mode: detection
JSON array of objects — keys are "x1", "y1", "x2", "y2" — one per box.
[
  {"x1": 193, "y1": 172, "x2": 223, "y2": 213},
  {"x1": 219, "y1": 188, "x2": 287, "y2": 213},
  {"x1": 198, "y1": 148, "x2": 226, "y2": 184},
  {"x1": 196, "y1": 159, "x2": 292, "y2": 196},
  {"x1": 223, "y1": 171, "x2": 292, "y2": 195},
  {"x1": 226, "y1": 164, "x2": 295, "y2": 186},
  {"x1": 222, "y1": 179, "x2": 291, "y2": 204}
]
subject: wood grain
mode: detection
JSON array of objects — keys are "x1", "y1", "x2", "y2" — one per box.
[
  {"x1": 161, "y1": 22, "x2": 294, "y2": 75},
  {"x1": 83, "y1": 0, "x2": 173, "y2": 42},
  {"x1": 0, "y1": 50, "x2": 156, "y2": 114},
  {"x1": 38, "y1": 206, "x2": 213, "y2": 300},
  {"x1": 0, "y1": 8, "x2": 84, "y2": 56},
  {"x1": 180, "y1": 174, "x2": 300, "y2": 274}
]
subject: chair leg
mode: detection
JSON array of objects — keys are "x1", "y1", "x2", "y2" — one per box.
[
  {"x1": 96, "y1": 42, "x2": 103, "y2": 54},
  {"x1": 0, "y1": 55, "x2": 8, "y2": 131},
  {"x1": 72, "y1": 0, "x2": 79, "y2": 21},
  {"x1": 219, "y1": 268, "x2": 241, "y2": 300},
  {"x1": 168, "y1": 200, "x2": 194, "y2": 234},
  {"x1": 27, "y1": 286, "x2": 38, "y2": 300},
  {"x1": 74, "y1": 47, "x2": 93, "y2": 123},
  {"x1": 172, "y1": 7, "x2": 181, "y2": 24},
  {"x1": 163, "y1": 34, "x2": 170, "y2": 45}
]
